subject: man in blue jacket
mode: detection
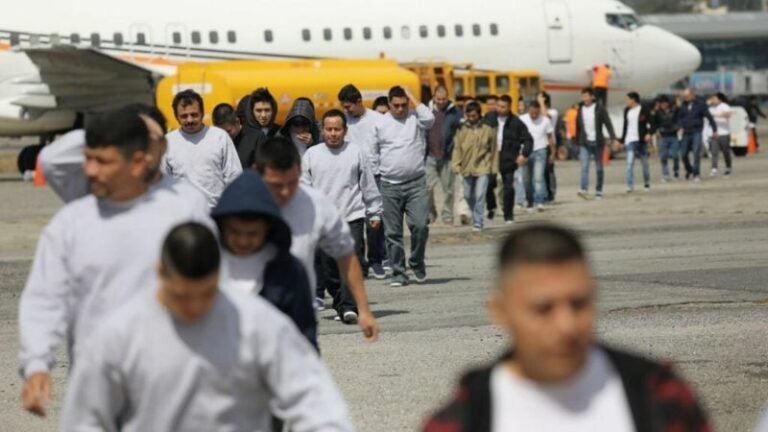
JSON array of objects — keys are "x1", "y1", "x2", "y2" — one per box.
[{"x1": 678, "y1": 88, "x2": 717, "y2": 182}]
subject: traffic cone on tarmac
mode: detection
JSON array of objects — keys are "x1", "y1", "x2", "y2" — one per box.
[
  {"x1": 602, "y1": 143, "x2": 611, "y2": 165},
  {"x1": 33, "y1": 156, "x2": 46, "y2": 187},
  {"x1": 748, "y1": 129, "x2": 758, "y2": 154}
]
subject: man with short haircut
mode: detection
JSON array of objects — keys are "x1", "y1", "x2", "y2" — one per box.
[
  {"x1": 708, "y1": 92, "x2": 733, "y2": 177},
  {"x1": 373, "y1": 96, "x2": 390, "y2": 114},
  {"x1": 423, "y1": 224, "x2": 712, "y2": 432},
  {"x1": 519, "y1": 101, "x2": 555, "y2": 211},
  {"x1": 19, "y1": 106, "x2": 211, "y2": 417},
  {"x1": 373, "y1": 86, "x2": 435, "y2": 286},
  {"x1": 495, "y1": 95, "x2": 533, "y2": 224},
  {"x1": 452, "y1": 102, "x2": 497, "y2": 231},
  {"x1": 426, "y1": 85, "x2": 462, "y2": 225},
  {"x1": 653, "y1": 96, "x2": 681, "y2": 182},
  {"x1": 61, "y1": 222, "x2": 353, "y2": 431},
  {"x1": 212, "y1": 102, "x2": 248, "y2": 166},
  {"x1": 678, "y1": 88, "x2": 717, "y2": 182},
  {"x1": 576, "y1": 87, "x2": 618, "y2": 200},
  {"x1": 254, "y1": 136, "x2": 379, "y2": 340},
  {"x1": 485, "y1": 95, "x2": 499, "y2": 119},
  {"x1": 302, "y1": 110, "x2": 383, "y2": 323},
  {"x1": 164, "y1": 90, "x2": 242, "y2": 207},
  {"x1": 621, "y1": 92, "x2": 653, "y2": 192},
  {"x1": 338, "y1": 84, "x2": 387, "y2": 279}
]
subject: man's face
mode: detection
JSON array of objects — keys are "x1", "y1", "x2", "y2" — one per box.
[
  {"x1": 83, "y1": 146, "x2": 148, "y2": 201},
  {"x1": 490, "y1": 260, "x2": 596, "y2": 383},
  {"x1": 221, "y1": 216, "x2": 271, "y2": 256},
  {"x1": 497, "y1": 101, "x2": 510, "y2": 116},
  {"x1": 158, "y1": 268, "x2": 219, "y2": 324},
  {"x1": 684, "y1": 89, "x2": 695, "y2": 102},
  {"x1": 175, "y1": 102, "x2": 204, "y2": 134},
  {"x1": 220, "y1": 120, "x2": 242, "y2": 140},
  {"x1": 323, "y1": 116, "x2": 347, "y2": 148},
  {"x1": 433, "y1": 91, "x2": 449, "y2": 111},
  {"x1": 261, "y1": 165, "x2": 301, "y2": 207},
  {"x1": 466, "y1": 110, "x2": 481, "y2": 125},
  {"x1": 389, "y1": 96, "x2": 409, "y2": 120},
  {"x1": 141, "y1": 115, "x2": 167, "y2": 183},
  {"x1": 253, "y1": 102, "x2": 273, "y2": 127},
  {"x1": 660, "y1": 101, "x2": 670, "y2": 111},
  {"x1": 581, "y1": 92, "x2": 594, "y2": 106},
  {"x1": 529, "y1": 106, "x2": 541, "y2": 120},
  {"x1": 342, "y1": 100, "x2": 365, "y2": 118},
  {"x1": 487, "y1": 99, "x2": 498, "y2": 113}
]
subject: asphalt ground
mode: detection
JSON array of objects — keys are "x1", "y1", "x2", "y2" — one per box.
[{"x1": 0, "y1": 141, "x2": 767, "y2": 431}]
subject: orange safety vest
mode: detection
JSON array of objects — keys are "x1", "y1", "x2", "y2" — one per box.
[
  {"x1": 592, "y1": 65, "x2": 612, "y2": 88},
  {"x1": 565, "y1": 107, "x2": 578, "y2": 139}
]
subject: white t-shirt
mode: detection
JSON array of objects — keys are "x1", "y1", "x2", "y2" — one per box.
[
  {"x1": 219, "y1": 245, "x2": 278, "y2": 296},
  {"x1": 625, "y1": 105, "x2": 641, "y2": 144},
  {"x1": 497, "y1": 116, "x2": 508, "y2": 152},
  {"x1": 520, "y1": 114, "x2": 554, "y2": 152},
  {"x1": 712, "y1": 102, "x2": 731, "y2": 135},
  {"x1": 490, "y1": 348, "x2": 635, "y2": 432},
  {"x1": 547, "y1": 108, "x2": 560, "y2": 131},
  {"x1": 582, "y1": 104, "x2": 597, "y2": 141}
]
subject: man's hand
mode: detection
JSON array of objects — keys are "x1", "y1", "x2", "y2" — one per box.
[
  {"x1": 644, "y1": 134, "x2": 652, "y2": 143},
  {"x1": 369, "y1": 219, "x2": 381, "y2": 231},
  {"x1": 358, "y1": 310, "x2": 379, "y2": 342},
  {"x1": 22, "y1": 372, "x2": 52, "y2": 417},
  {"x1": 515, "y1": 155, "x2": 527, "y2": 166},
  {"x1": 405, "y1": 89, "x2": 421, "y2": 107},
  {"x1": 296, "y1": 132, "x2": 313, "y2": 145}
]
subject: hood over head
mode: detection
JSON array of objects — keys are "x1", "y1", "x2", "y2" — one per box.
[
  {"x1": 280, "y1": 98, "x2": 320, "y2": 144},
  {"x1": 237, "y1": 90, "x2": 279, "y2": 132}
]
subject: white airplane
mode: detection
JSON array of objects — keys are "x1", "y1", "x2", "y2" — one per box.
[{"x1": 0, "y1": 0, "x2": 700, "y2": 138}]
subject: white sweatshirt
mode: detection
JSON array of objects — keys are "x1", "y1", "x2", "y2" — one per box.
[
  {"x1": 38, "y1": 129, "x2": 89, "y2": 203},
  {"x1": 282, "y1": 185, "x2": 355, "y2": 292},
  {"x1": 373, "y1": 104, "x2": 435, "y2": 184},
  {"x1": 60, "y1": 289, "x2": 353, "y2": 432},
  {"x1": 18, "y1": 177, "x2": 211, "y2": 378},
  {"x1": 346, "y1": 108, "x2": 383, "y2": 173},
  {"x1": 163, "y1": 126, "x2": 243, "y2": 208},
  {"x1": 301, "y1": 141, "x2": 383, "y2": 223}
]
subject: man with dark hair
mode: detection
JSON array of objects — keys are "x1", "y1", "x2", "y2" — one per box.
[
  {"x1": 61, "y1": 222, "x2": 353, "y2": 431},
  {"x1": 538, "y1": 91, "x2": 560, "y2": 202},
  {"x1": 678, "y1": 88, "x2": 717, "y2": 182},
  {"x1": 234, "y1": 88, "x2": 283, "y2": 168},
  {"x1": 519, "y1": 100, "x2": 555, "y2": 211},
  {"x1": 212, "y1": 103, "x2": 244, "y2": 150},
  {"x1": 495, "y1": 94, "x2": 534, "y2": 224},
  {"x1": 653, "y1": 95, "x2": 681, "y2": 182},
  {"x1": 423, "y1": 223, "x2": 712, "y2": 432},
  {"x1": 373, "y1": 96, "x2": 390, "y2": 114},
  {"x1": 302, "y1": 109, "x2": 382, "y2": 323},
  {"x1": 426, "y1": 85, "x2": 462, "y2": 226},
  {"x1": 373, "y1": 86, "x2": 435, "y2": 286},
  {"x1": 254, "y1": 136, "x2": 379, "y2": 340},
  {"x1": 708, "y1": 92, "x2": 733, "y2": 177},
  {"x1": 164, "y1": 90, "x2": 242, "y2": 208},
  {"x1": 621, "y1": 91, "x2": 653, "y2": 192},
  {"x1": 485, "y1": 95, "x2": 499, "y2": 118},
  {"x1": 338, "y1": 84, "x2": 388, "y2": 279},
  {"x1": 576, "y1": 87, "x2": 618, "y2": 200},
  {"x1": 19, "y1": 106, "x2": 211, "y2": 417}
]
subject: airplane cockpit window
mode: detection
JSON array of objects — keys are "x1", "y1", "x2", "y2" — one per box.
[
  {"x1": 419, "y1": 25, "x2": 428, "y2": 38},
  {"x1": 605, "y1": 13, "x2": 642, "y2": 31},
  {"x1": 490, "y1": 23, "x2": 499, "y2": 36},
  {"x1": 90, "y1": 33, "x2": 101, "y2": 47},
  {"x1": 302, "y1": 29, "x2": 311, "y2": 42},
  {"x1": 344, "y1": 28, "x2": 353, "y2": 41},
  {"x1": 227, "y1": 31, "x2": 236, "y2": 43},
  {"x1": 173, "y1": 32, "x2": 182, "y2": 45},
  {"x1": 383, "y1": 26, "x2": 392, "y2": 40},
  {"x1": 209, "y1": 31, "x2": 218, "y2": 44},
  {"x1": 437, "y1": 25, "x2": 446, "y2": 38},
  {"x1": 265, "y1": 30, "x2": 274, "y2": 43},
  {"x1": 472, "y1": 24, "x2": 481, "y2": 37},
  {"x1": 191, "y1": 31, "x2": 201, "y2": 45},
  {"x1": 70, "y1": 33, "x2": 81, "y2": 44},
  {"x1": 455, "y1": 24, "x2": 463, "y2": 37},
  {"x1": 323, "y1": 28, "x2": 332, "y2": 41},
  {"x1": 401, "y1": 26, "x2": 411, "y2": 39},
  {"x1": 114, "y1": 33, "x2": 124, "y2": 46},
  {"x1": 363, "y1": 27, "x2": 372, "y2": 40}
]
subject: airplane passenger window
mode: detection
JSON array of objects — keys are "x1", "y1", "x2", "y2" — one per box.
[
  {"x1": 344, "y1": 28, "x2": 353, "y2": 40},
  {"x1": 383, "y1": 26, "x2": 392, "y2": 40},
  {"x1": 419, "y1": 25, "x2": 428, "y2": 38},
  {"x1": 496, "y1": 76, "x2": 510, "y2": 94},
  {"x1": 173, "y1": 32, "x2": 182, "y2": 45},
  {"x1": 324, "y1": 28, "x2": 332, "y2": 41},
  {"x1": 136, "y1": 33, "x2": 147, "y2": 46},
  {"x1": 302, "y1": 29, "x2": 311, "y2": 42},
  {"x1": 605, "y1": 14, "x2": 642, "y2": 31},
  {"x1": 401, "y1": 26, "x2": 411, "y2": 39},
  {"x1": 490, "y1": 23, "x2": 499, "y2": 36},
  {"x1": 10, "y1": 32, "x2": 20, "y2": 46},
  {"x1": 475, "y1": 76, "x2": 490, "y2": 95},
  {"x1": 265, "y1": 30, "x2": 274, "y2": 43},
  {"x1": 209, "y1": 31, "x2": 219, "y2": 44},
  {"x1": 114, "y1": 33, "x2": 124, "y2": 46},
  {"x1": 363, "y1": 27, "x2": 372, "y2": 40},
  {"x1": 455, "y1": 24, "x2": 463, "y2": 37},
  {"x1": 191, "y1": 31, "x2": 201, "y2": 45},
  {"x1": 227, "y1": 30, "x2": 237, "y2": 43},
  {"x1": 437, "y1": 25, "x2": 446, "y2": 38},
  {"x1": 70, "y1": 33, "x2": 81, "y2": 44},
  {"x1": 472, "y1": 24, "x2": 481, "y2": 36},
  {"x1": 90, "y1": 33, "x2": 101, "y2": 47}
]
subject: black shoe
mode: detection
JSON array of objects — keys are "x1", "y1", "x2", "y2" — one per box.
[
  {"x1": 685, "y1": 172, "x2": 692, "y2": 180},
  {"x1": 487, "y1": 210, "x2": 495, "y2": 220}
]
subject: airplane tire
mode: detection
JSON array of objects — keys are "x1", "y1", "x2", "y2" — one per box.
[{"x1": 16, "y1": 145, "x2": 42, "y2": 174}]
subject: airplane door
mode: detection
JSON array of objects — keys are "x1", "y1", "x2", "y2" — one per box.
[{"x1": 544, "y1": 0, "x2": 572, "y2": 63}]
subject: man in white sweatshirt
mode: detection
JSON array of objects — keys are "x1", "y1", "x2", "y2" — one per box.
[
  {"x1": 163, "y1": 89, "x2": 243, "y2": 208},
  {"x1": 60, "y1": 222, "x2": 353, "y2": 432},
  {"x1": 373, "y1": 86, "x2": 435, "y2": 287},
  {"x1": 302, "y1": 109, "x2": 383, "y2": 323},
  {"x1": 18, "y1": 106, "x2": 211, "y2": 417}
]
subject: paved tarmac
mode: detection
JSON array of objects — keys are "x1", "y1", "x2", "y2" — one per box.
[{"x1": 0, "y1": 145, "x2": 766, "y2": 431}]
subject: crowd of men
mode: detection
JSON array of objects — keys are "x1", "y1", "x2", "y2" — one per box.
[{"x1": 16, "y1": 77, "x2": 764, "y2": 430}]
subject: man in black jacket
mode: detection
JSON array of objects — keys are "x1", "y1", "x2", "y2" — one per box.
[
  {"x1": 621, "y1": 92, "x2": 654, "y2": 192},
  {"x1": 576, "y1": 88, "x2": 617, "y2": 200},
  {"x1": 653, "y1": 96, "x2": 681, "y2": 182},
  {"x1": 678, "y1": 88, "x2": 717, "y2": 182},
  {"x1": 423, "y1": 224, "x2": 711, "y2": 432},
  {"x1": 235, "y1": 88, "x2": 283, "y2": 169},
  {"x1": 495, "y1": 95, "x2": 533, "y2": 224}
]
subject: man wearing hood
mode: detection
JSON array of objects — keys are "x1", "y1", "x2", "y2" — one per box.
[
  {"x1": 212, "y1": 171, "x2": 317, "y2": 349},
  {"x1": 426, "y1": 85, "x2": 462, "y2": 225},
  {"x1": 280, "y1": 97, "x2": 321, "y2": 158},
  {"x1": 235, "y1": 88, "x2": 283, "y2": 169}
]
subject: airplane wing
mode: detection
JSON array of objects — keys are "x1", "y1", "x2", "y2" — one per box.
[{"x1": 17, "y1": 46, "x2": 156, "y2": 113}]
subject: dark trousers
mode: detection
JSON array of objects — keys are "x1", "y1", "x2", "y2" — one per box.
[
  {"x1": 486, "y1": 175, "x2": 498, "y2": 212},
  {"x1": 366, "y1": 219, "x2": 385, "y2": 267},
  {"x1": 317, "y1": 219, "x2": 364, "y2": 315},
  {"x1": 501, "y1": 170, "x2": 517, "y2": 222},
  {"x1": 594, "y1": 87, "x2": 608, "y2": 106}
]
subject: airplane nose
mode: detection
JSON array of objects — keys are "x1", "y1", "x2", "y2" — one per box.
[{"x1": 667, "y1": 36, "x2": 701, "y2": 76}]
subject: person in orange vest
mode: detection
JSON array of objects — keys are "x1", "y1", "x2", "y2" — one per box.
[
  {"x1": 592, "y1": 64, "x2": 612, "y2": 106},
  {"x1": 565, "y1": 104, "x2": 579, "y2": 159}
]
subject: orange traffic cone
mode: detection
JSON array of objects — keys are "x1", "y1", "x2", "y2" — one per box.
[
  {"x1": 747, "y1": 129, "x2": 758, "y2": 154},
  {"x1": 33, "y1": 156, "x2": 46, "y2": 187},
  {"x1": 602, "y1": 144, "x2": 611, "y2": 165}
]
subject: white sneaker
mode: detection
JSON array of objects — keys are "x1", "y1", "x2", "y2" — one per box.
[
  {"x1": 694, "y1": 176, "x2": 702, "y2": 183},
  {"x1": 710, "y1": 168, "x2": 718, "y2": 177},
  {"x1": 314, "y1": 297, "x2": 325, "y2": 312},
  {"x1": 536, "y1": 204, "x2": 544, "y2": 212},
  {"x1": 472, "y1": 226, "x2": 482, "y2": 232},
  {"x1": 342, "y1": 311, "x2": 359, "y2": 325},
  {"x1": 505, "y1": 220, "x2": 515, "y2": 225},
  {"x1": 577, "y1": 190, "x2": 589, "y2": 200}
]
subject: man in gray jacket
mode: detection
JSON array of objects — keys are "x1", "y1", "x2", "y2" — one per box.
[{"x1": 373, "y1": 86, "x2": 435, "y2": 287}]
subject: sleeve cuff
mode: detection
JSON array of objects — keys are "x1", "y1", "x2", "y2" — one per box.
[{"x1": 23, "y1": 359, "x2": 51, "y2": 379}]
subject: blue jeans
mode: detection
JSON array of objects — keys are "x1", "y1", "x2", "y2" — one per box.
[
  {"x1": 515, "y1": 168, "x2": 526, "y2": 206},
  {"x1": 524, "y1": 148, "x2": 547, "y2": 206},
  {"x1": 380, "y1": 175, "x2": 429, "y2": 284},
  {"x1": 463, "y1": 175, "x2": 490, "y2": 228},
  {"x1": 579, "y1": 141, "x2": 604, "y2": 194},
  {"x1": 681, "y1": 132, "x2": 703, "y2": 177},
  {"x1": 658, "y1": 136, "x2": 680, "y2": 179},
  {"x1": 626, "y1": 141, "x2": 651, "y2": 189}
]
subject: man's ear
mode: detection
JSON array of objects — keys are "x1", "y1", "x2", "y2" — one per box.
[
  {"x1": 130, "y1": 151, "x2": 150, "y2": 177},
  {"x1": 488, "y1": 292, "x2": 510, "y2": 329}
]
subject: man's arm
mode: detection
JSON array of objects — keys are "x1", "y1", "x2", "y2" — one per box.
[
  {"x1": 703, "y1": 105, "x2": 718, "y2": 134},
  {"x1": 518, "y1": 120, "x2": 534, "y2": 158},
  {"x1": 38, "y1": 129, "x2": 90, "y2": 203},
  {"x1": 220, "y1": 134, "x2": 243, "y2": 184},
  {"x1": 451, "y1": 131, "x2": 464, "y2": 174},
  {"x1": 409, "y1": 91, "x2": 436, "y2": 129},
  {"x1": 300, "y1": 152, "x2": 313, "y2": 186},
  {"x1": 358, "y1": 151, "x2": 383, "y2": 225},
  {"x1": 602, "y1": 106, "x2": 618, "y2": 141}
]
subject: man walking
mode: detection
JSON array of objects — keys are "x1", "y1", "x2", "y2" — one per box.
[
  {"x1": 426, "y1": 85, "x2": 462, "y2": 225},
  {"x1": 519, "y1": 101, "x2": 555, "y2": 211},
  {"x1": 576, "y1": 88, "x2": 618, "y2": 200},
  {"x1": 621, "y1": 92, "x2": 653, "y2": 192},
  {"x1": 708, "y1": 92, "x2": 733, "y2": 177},
  {"x1": 212, "y1": 103, "x2": 248, "y2": 167},
  {"x1": 496, "y1": 95, "x2": 533, "y2": 224},
  {"x1": 373, "y1": 86, "x2": 435, "y2": 286},
  {"x1": 164, "y1": 89, "x2": 242, "y2": 207},
  {"x1": 678, "y1": 88, "x2": 717, "y2": 182},
  {"x1": 653, "y1": 96, "x2": 681, "y2": 182}
]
